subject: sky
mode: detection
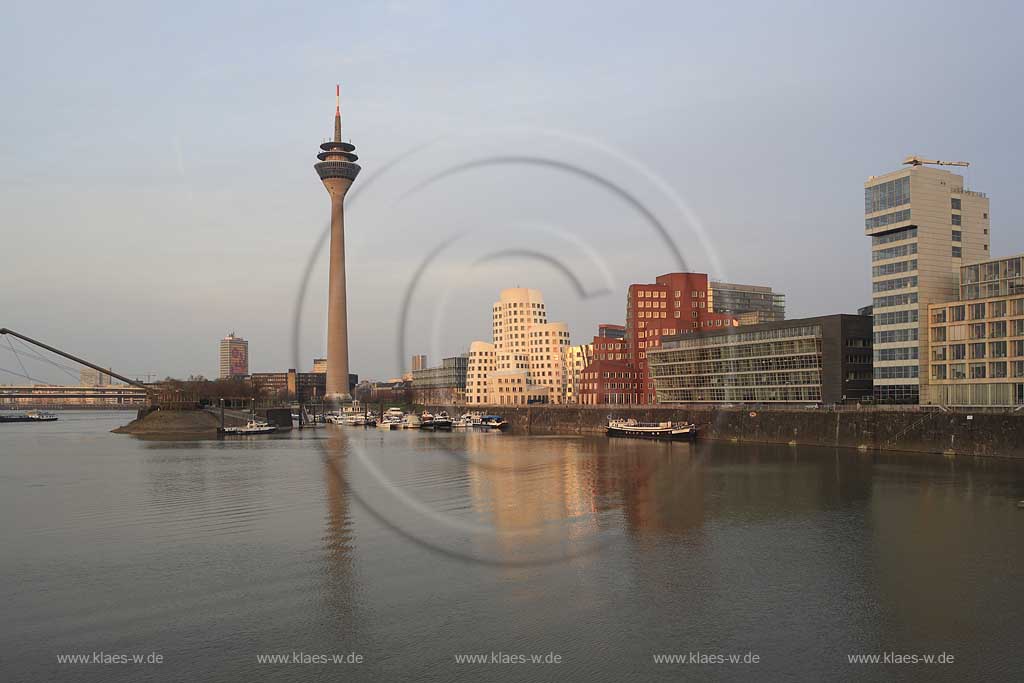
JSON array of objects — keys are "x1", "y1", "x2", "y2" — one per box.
[{"x1": 2, "y1": 0, "x2": 1023, "y2": 384}]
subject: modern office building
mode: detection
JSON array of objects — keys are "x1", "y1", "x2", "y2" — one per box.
[
  {"x1": 79, "y1": 367, "x2": 111, "y2": 386},
  {"x1": 598, "y1": 324, "x2": 626, "y2": 340},
  {"x1": 865, "y1": 158, "x2": 990, "y2": 403},
  {"x1": 411, "y1": 355, "x2": 469, "y2": 404},
  {"x1": 927, "y1": 254, "x2": 1024, "y2": 406},
  {"x1": 251, "y1": 370, "x2": 356, "y2": 403},
  {"x1": 411, "y1": 354, "x2": 427, "y2": 372},
  {"x1": 647, "y1": 314, "x2": 873, "y2": 404},
  {"x1": 579, "y1": 272, "x2": 736, "y2": 405},
  {"x1": 708, "y1": 281, "x2": 786, "y2": 323},
  {"x1": 314, "y1": 85, "x2": 361, "y2": 402},
  {"x1": 465, "y1": 288, "x2": 572, "y2": 405},
  {"x1": 219, "y1": 332, "x2": 249, "y2": 379}
]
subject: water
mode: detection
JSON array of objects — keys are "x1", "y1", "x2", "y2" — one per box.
[{"x1": 2, "y1": 411, "x2": 1022, "y2": 681}]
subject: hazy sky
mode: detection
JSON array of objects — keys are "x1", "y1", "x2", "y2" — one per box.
[{"x1": 2, "y1": 0, "x2": 1023, "y2": 383}]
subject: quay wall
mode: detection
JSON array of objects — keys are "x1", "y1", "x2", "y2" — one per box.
[{"x1": 426, "y1": 405, "x2": 1024, "y2": 459}]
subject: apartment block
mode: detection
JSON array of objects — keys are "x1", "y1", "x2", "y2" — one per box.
[{"x1": 927, "y1": 254, "x2": 1024, "y2": 406}]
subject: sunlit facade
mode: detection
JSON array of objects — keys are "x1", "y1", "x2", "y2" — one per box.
[
  {"x1": 927, "y1": 254, "x2": 1024, "y2": 406},
  {"x1": 865, "y1": 164, "x2": 990, "y2": 403},
  {"x1": 465, "y1": 288, "x2": 572, "y2": 405}
]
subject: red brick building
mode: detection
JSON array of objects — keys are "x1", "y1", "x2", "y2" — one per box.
[
  {"x1": 580, "y1": 273, "x2": 737, "y2": 405},
  {"x1": 579, "y1": 332, "x2": 637, "y2": 404}
]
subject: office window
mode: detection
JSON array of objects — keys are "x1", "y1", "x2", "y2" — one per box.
[
  {"x1": 865, "y1": 176, "x2": 910, "y2": 213},
  {"x1": 969, "y1": 363, "x2": 986, "y2": 379},
  {"x1": 952, "y1": 246, "x2": 962, "y2": 258},
  {"x1": 951, "y1": 214, "x2": 962, "y2": 226},
  {"x1": 952, "y1": 230, "x2": 962, "y2": 242},
  {"x1": 951, "y1": 198, "x2": 962, "y2": 210}
]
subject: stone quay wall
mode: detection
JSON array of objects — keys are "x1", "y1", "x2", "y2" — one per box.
[{"x1": 426, "y1": 405, "x2": 1024, "y2": 459}]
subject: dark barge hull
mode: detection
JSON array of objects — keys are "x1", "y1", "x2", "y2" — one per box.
[{"x1": 606, "y1": 427, "x2": 696, "y2": 441}]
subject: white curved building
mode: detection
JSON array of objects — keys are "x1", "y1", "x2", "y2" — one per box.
[{"x1": 465, "y1": 288, "x2": 572, "y2": 405}]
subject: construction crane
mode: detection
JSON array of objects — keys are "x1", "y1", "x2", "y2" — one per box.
[{"x1": 902, "y1": 155, "x2": 970, "y2": 168}]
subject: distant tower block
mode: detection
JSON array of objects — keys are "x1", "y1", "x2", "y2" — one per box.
[{"x1": 314, "y1": 85, "x2": 361, "y2": 402}]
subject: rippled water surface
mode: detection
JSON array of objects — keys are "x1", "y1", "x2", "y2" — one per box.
[{"x1": 2, "y1": 411, "x2": 1023, "y2": 681}]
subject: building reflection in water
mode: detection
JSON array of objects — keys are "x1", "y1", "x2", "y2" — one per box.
[{"x1": 460, "y1": 433, "x2": 712, "y2": 562}]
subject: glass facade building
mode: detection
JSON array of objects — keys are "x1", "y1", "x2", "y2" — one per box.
[
  {"x1": 647, "y1": 315, "x2": 872, "y2": 404},
  {"x1": 707, "y1": 281, "x2": 786, "y2": 323}
]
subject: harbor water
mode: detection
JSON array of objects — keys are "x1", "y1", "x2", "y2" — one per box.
[{"x1": 2, "y1": 411, "x2": 1022, "y2": 681}]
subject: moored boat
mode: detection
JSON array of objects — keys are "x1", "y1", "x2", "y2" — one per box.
[
  {"x1": 0, "y1": 410, "x2": 59, "y2": 423},
  {"x1": 606, "y1": 418, "x2": 696, "y2": 441},
  {"x1": 479, "y1": 415, "x2": 509, "y2": 431},
  {"x1": 402, "y1": 413, "x2": 422, "y2": 429},
  {"x1": 419, "y1": 411, "x2": 435, "y2": 430},
  {"x1": 220, "y1": 419, "x2": 277, "y2": 436},
  {"x1": 433, "y1": 411, "x2": 454, "y2": 431}
]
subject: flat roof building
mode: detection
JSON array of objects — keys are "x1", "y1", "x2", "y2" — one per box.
[
  {"x1": 648, "y1": 314, "x2": 873, "y2": 404},
  {"x1": 219, "y1": 332, "x2": 249, "y2": 379},
  {"x1": 927, "y1": 254, "x2": 1024, "y2": 406},
  {"x1": 865, "y1": 160, "x2": 990, "y2": 403},
  {"x1": 708, "y1": 281, "x2": 785, "y2": 323},
  {"x1": 411, "y1": 355, "x2": 468, "y2": 404}
]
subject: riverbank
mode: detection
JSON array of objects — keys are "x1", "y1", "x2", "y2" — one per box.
[
  {"x1": 113, "y1": 408, "x2": 237, "y2": 436},
  {"x1": 426, "y1": 404, "x2": 1024, "y2": 459}
]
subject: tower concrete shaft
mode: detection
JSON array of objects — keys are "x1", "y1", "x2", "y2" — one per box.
[{"x1": 314, "y1": 85, "x2": 361, "y2": 402}]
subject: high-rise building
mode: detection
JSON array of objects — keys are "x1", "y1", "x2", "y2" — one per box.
[
  {"x1": 708, "y1": 281, "x2": 785, "y2": 323},
  {"x1": 865, "y1": 158, "x2": 990, "y2": 403},
  {"x1": 465, "y1": 288, "x2": 571, "y2": 405},
  {"x1": 927, "y1": 254, "x2": 1024, "y2": 406},
  {"x1": 314, "y1": 85, "x2": 361, "y2": 402},
  {"x1": 219, "y1": 332, "x2": 249, "y2": 379},
  {"x1": 411, "y1": 354, "x2": 427, "y2": 372},
  {"x1": 79, "y1": 367, "x2": 111, "y2": 386},
  {"x1": 580, "y1": 272, "x2": 736, "y2": 405}
]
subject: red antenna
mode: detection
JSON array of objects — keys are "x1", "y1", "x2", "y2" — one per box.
[{"x1": 335, "y1": 84, "x2": 340, "y2": 115}]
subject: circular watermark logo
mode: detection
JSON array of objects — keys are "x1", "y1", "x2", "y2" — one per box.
[{"x1": 292, "y1": 127, "x2": 727, "y2": 566}]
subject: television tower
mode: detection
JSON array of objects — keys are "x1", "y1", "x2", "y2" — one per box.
[{"x1": 314, "y1": 85, "x2": 361, "y2": 402}]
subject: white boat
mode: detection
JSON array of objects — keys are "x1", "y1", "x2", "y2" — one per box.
[
  {"x1": 479, "y1": 415, "x2": 509, "y2": 431},
  {"x1": 402, "y1": 413, "x2": 422, "y2": 429},
  {"x1": 606, "y1": 418, "x2": 696, "y2": 441},
  {"x1": 220, "y1": 419, "x2": 277, "y2": 436},
  {"x1": 325, "y1": 412, "x2": 345, "y2": 424},
  {"x1": 454, "y1": 413, "x2": 474, "y2": 429},
  {"x1": 378, "y1": 408, "x2": 404, "y2": 429},
  {"x1": 432, "y1": 411, "x2": 453, "y2": 431}
]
